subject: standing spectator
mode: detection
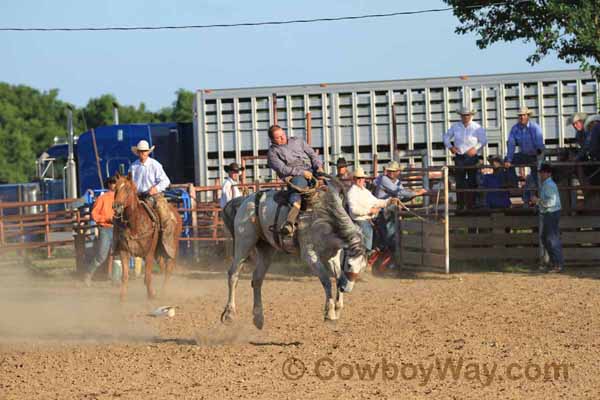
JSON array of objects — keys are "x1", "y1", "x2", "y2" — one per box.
[
  {"x1": 443, "y1": 106, "x2": 488, "y2": 210},
  {"x1": 84, "y1": 176, "x2": 117, "y2": 287},
  {"x1": 504, "y1": 106, "x2": 545, "y2": 203},
  {"x1": 530, "y1": 164, "x2": 563, "y2": 273},
  {"x1": 220, "y1": 162, "x2": 244, "y2": 208}
]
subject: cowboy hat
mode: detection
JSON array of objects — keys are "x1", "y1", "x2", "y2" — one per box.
[
  {"x1": 329, "y1": 157, "x2": 349, "y2": 168},
  {"x1": 385, "y1": 161, "x2": 402, "y2": 172},
  {"x1": 353, "y1": 167, "x2": 368, "y2": 179},
  {"x1": 456, "y1": 106, "x2": 475, "y2": 116},
  {"x1": 517, "y1": 106, "x2": 534, "y2": 116},
  {"x1": 131, "y1": 140, "x2": 155, "y2": 156},
  {"x1": 224, "y1": 162, "x2": 245, "y2": 173},
  {"x1": 567, "y1": 112, "x2": 587, "y2": 125},
  {"x1": 584, "y1": 115, "x2": 600, "y2": 132},
  {"x1": 538, "y1": 163, "x2": 553, "y2": 174}
]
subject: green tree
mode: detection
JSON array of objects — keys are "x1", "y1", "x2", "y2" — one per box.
[
  {"x1": 444, "y1": 0, "x2": 600, "y2": 79},
  {"x1": 171, "y1": 89, "x2": 194, "y2": 122}
]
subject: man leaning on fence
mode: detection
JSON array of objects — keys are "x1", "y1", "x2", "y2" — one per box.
[
  {"x1": 443, "y1": 106, "x2": 488, "y2": 210},
  {"x1": 530, "y1": 163, "x2": 563, "y2": 274},
  {"x1": 84, "y1": 176, "x2": 117, "y2": 287}
]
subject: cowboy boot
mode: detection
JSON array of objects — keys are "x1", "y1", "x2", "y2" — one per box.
[{"x1": 281, "y1": 201, "x2": 301, "y2": 235}]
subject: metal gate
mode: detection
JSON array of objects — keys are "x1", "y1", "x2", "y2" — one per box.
[{"x1": 193, "y1": 70, "x2": 598, "y2": 186}]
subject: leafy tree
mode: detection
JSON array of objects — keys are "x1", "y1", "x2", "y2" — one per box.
[
  {"x1": 171, "y1": 89, "x2": 194, "y2": 122},
  {"x1": 444, "y1": 0, "x2": 600, "y2": 79}
]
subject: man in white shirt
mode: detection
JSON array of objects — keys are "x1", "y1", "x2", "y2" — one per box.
[
  {"x1": 347, "y1": 167, "x2": 391, "y2": 251},
  {"x1": 220, "y1": 162, "x2": 243, "y2": 208},
  {"x1": 129, "y1": 140, "x2": 177, "y2": 258},
  {"x1": 443, "y1": 106, "x2": 487, "y2": 210}
]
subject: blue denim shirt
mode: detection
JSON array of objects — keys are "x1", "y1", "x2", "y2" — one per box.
[
  {"x1": 506, "y1": 121, "x2": 545, "y2": 162},
  {"x1": 539, "y1": 177, "x2": 561, "y2": 214},
  {"x1": 374, "y1": 175, "x2": 416, "y2": 200}
]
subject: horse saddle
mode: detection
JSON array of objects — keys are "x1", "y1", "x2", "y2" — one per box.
[{"x1": 140, "y1": 199, "x2": 159, "y2": 225}]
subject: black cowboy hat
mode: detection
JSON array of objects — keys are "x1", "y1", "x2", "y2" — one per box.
[
  {"x1": 329, "y1": 157, "x2": 349, "y2": 168},
  {"x1": 487, "y1": 155, "x2": 502, "y2": 164},
  {"x1": 538, "y1": 163, "x2": 553, "y2": 174},
  {"x1": 224, "y1": 162, "x2": 245, "y2": 173}
]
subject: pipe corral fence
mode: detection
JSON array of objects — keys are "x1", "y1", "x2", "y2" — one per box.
[{"x1": 4, "y1": 152, "x2": 600, "y2": 273}]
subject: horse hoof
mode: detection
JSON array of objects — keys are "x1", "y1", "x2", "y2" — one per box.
[
  {"x1": 253, "y1": 313, "x2": 264, "y2": 330},
  {"x1": 220, "y1": 307, "x2": 235, "y2": 324}
]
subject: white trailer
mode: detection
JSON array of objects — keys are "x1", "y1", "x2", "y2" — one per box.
[{"x1": 193, "y1": 69, "x2": 598, "y2": 186}]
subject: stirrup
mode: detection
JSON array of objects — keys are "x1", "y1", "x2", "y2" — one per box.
[{"x1": 280, "y1": 222, "x2": 295, "y2": 235}]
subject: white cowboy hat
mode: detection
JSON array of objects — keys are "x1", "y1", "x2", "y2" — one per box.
[
  {"x1": 567, "y1": 112, "x2": 587, "y2": 125},
  {"x1": 131, "y1": 140, "x2": 155, "y2": 156},
  {"x1": 353, "y1": 167, "x2": 368, "y2": 179},
  {"x1": 385, "y1": 161, "x2": 403, "y2": 172},
  {"x1": 456, "y1": 106, "x2": 475, "y2": 115},
  {"x1": 584, "y1": 115, "x2": 600, "y2": 132},
  {"x1": 517, "y1": 106, "x2": 534, "y2": 116}
]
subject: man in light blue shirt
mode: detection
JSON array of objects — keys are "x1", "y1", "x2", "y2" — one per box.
[
  {"x1": 129, "y1": 140, "x2": 176, "y2": 257},
  {"x1": 531, "y1": 163, "x2": 563, "y2": 273}
]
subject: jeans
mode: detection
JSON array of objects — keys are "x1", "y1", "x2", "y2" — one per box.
[
  {"x1": 355, "y1": 220, "x2": 374, "y2": 250},
  {"x1": 541, "y1": 210, "x2": 563, "y2": 267},
  {"x1": 508, "y1": 153, "x2": 538, "y2": 202},
  {"x1": 88, "y1": 226, "x2": 113, "y2": 275},
  {"x1": 454, "y1": 154, "x2": 479, "y2": 209},
  {"x1": 289, "y1": 175, "x2": 310, "y2": 205}
]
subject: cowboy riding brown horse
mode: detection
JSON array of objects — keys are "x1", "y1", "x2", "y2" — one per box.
[{"x1": 112, "y1": 173, "x2": 182, "y2": 301}]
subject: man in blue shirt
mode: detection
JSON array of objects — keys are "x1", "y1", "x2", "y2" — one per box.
[
  {"x1": 531, "y1": 163, "x2": 563, "y2": 273},
  {"x1": 504, "y1": 106, "x2": 545, "y2": 203}
]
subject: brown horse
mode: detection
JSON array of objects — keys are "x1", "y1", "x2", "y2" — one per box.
[{"x1": 112, "y1": 173, "x2": 183, "y2": 301}]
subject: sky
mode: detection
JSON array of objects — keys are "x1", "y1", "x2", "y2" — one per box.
[{"x1": 1, "y1": 0, "x2": 573, "y2": 111}]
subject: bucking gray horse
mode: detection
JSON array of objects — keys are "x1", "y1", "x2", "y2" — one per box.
[{"x1": 220, "y1": 176, "x2": 367, "y2": 328}]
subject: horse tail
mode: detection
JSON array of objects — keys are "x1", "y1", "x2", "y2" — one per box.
[{"x1": 222, "y1": 196, "x2": 246, "y2": 238}]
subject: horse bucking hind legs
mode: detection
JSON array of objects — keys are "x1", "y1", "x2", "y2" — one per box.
[
  {"x1": 221, "y1": 176, "x2": 367, "y2": 329},
  {"x1": 112, "y1": 173, "x2": 183, "y2": 301}
]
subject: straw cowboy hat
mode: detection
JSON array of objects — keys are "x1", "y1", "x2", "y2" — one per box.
[
  {"x1": 224, "y1": 162, "x2": 245, "y2": 173},
  {"x1": 567, "y1": 112, "x2": 587, "y2": 125},
  {"x1": 584, "y1": 114, "x2": 600, "y2": 132},
  {"x1": 517, "y1": 106, "x2": 534, "y2": 116},
  {"x1": 353, "y1": 167, "x2": 368, "y2": 178},
  {"x1": 385, "y1": 161, "x2": 403, "y2": 172},
  {"x1": 131, "y1": 140, "x2": 155, "y2": 156},
  {"x1": 456, "y1": 106, "x2": 475, "y2": 115},
  {"x1": 329, "y1": 157, "x2": 349, "y2": 168}
]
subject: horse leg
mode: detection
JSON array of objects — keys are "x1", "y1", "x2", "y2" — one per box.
[
  {"x1": 158, "y1": 255, "x2": 169, "y2": 297},
  {"x1": 144, "y1": 253, "x2": 156, "y2": 300},
  {"x1": 221, "y1": 234, "x2": 256, "y2": 324},
  {"x1": 301, "y1": 244, "x2": 336, "y2": 321},
  {"x1": 251, "y1": 243, "x2": 274, "y2": 330},
  {"x1": 119, "y1": 251, "x2": 130, "y2": 302}
]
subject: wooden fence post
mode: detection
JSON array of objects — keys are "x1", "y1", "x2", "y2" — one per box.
[
  {"x1": 443, "y1": 166, "x2": 450, "y2": 274},
  {"x1": 44, "y1": 204, "x2": 51, "y2": 258},
  {"x1": 0, "y1": 207, "x2": 4, "y2": 246}
]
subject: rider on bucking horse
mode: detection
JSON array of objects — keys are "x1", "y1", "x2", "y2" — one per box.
[
  {"x1": 267, "y1": 124, "x2": 324, "y2": 235},
  {"x1": 129, "y1": 140, "x2": 177, "y2": 258}
]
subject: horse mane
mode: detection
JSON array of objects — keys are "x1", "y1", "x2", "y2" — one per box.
[{"x1": 312, "y1": 176, "x2": 365, "y2": 259}]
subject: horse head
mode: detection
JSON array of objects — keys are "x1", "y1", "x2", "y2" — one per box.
[{"x1": 112, "y1": 172, "x2": 137, "y2": 221}]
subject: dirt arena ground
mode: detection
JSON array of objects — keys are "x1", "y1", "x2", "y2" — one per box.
[{"x1": 1, "y1": 260, "x2": 600, "y2": 400}]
